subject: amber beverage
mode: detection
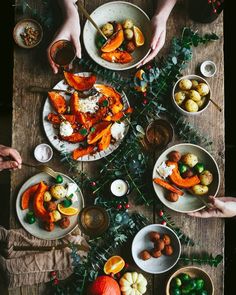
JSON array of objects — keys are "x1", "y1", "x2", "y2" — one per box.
[{"x1": 50, "y1": 40, "x2": 76, "y2": 69}]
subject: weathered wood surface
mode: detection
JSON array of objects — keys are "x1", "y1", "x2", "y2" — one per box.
[{"x1": 6, "y1": 0, "x2": 224, "y2": 294}]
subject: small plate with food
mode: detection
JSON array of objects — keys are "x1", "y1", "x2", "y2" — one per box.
[
  {"x1": 16, "y1": 172, "x2": 84, "y2": 240},
  {"x1": 43, "y1": 71, "x2": 131, "y2": 161},
  {"x1": 152, "y1": 143, "x2": 220, "y2": 213}
]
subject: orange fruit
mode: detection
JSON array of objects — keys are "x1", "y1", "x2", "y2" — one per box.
[
  {"x1": 133, "y1": 25, "x2": 145, "y2": 47},
  {"x1": 134, "y1": 69, "x2": 147, "y2": 92},
  {"x1": 57, "y1": 204, "x2": 78, "y2": 216},
  {"x1": 103, "y1": 255, "x2": 125, "y2": 275}
]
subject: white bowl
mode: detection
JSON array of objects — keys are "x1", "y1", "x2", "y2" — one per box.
[
  {"x1": 83, "y1": 1, "x2": 151, "y2": 70},
  {"x1": 152, "y1": 143, "x2": 220, "y2": 213},
  {"x1": 172, "y1": 75, "x2": 211, "y2": 115},
  {"x1": 132, "y1": 224, "x2": 181, "y2": 274},
  {"x1": 200, "y1": 60, "x2": 217, "y2": 78}
]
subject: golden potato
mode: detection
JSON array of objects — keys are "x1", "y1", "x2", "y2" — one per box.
[
  {"x1": 191, "y1": 184, "x2": 209, "y2": 195},
  {"x1": 44, "y1": 191, "x2": 52, "y2": 202},
  {"x1": 199, "y1": 170, "x2": 213, "y2": 186},
  {"x1": 191, "y1": 80, "x2": 199, "y2": 89},
  {"x1": 50, "y1": 185, "x2": 67, "y2": 200},
  {"x1": 181, "y1": 153, "x2": 198, "y2": 168},
  {"x1": 101, "y1": 23, "x2": 114, "y2": 37},
  {"x1": 174, "y1": 91, "x2": 187, "y2": 105},
  {"x1": 179, "y1": 79, "x2": 192, "y2": 90},
  {"x1": 185, "y1": 99, "x2": 199, "y2": 112},
  {"x1": 124, "y1": 28, "x2": 134, "y2": 40},
  {"x1": 123, "y1": 19, "x2": 134, "y2": 29},
  {"x1": 189, "y1": 90, "x2": 201, "y2": 102},
  {"x1": 196, "y1": 96, "x2": 207, "y2": 109},
  {"x1": 196, "y1": 83, "x2": 210, "y2": 96}
]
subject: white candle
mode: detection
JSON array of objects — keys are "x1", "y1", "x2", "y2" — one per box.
[{"x1": 110, "y1": 179, "x2": 129, "y2": 197}]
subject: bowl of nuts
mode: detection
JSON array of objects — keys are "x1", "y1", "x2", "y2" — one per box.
[
  {"x1": 132, "y1": 224, "x2": 181, "y2": 274},
  {"x1": 13, "y1": 19, "x2": 43, "y2": 49},
  {"x1": 172, "y1": 75, "x2": 211, "y2": 115}
]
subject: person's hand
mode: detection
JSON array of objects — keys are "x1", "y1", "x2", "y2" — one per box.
[
  {"x1": 47, "y1": 16, "x2": 81, "y2": 74},
  {"x1": 0, "y1": 145, "x2": 22, "y2": 171},
  {"x1": 188, "y1": 196, "x2": 236, "y2": 218},
  {"x1": 137, "y1": 15, "x2": 167, "y2": 68}
]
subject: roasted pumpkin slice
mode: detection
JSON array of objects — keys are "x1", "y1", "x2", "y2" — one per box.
[
  {"x1": 72, "y1": 145, "x2": 95, "y2": 160},
  {"x1": 98, "y1": 128, "x2": 111, "y2": 151},
  {"x1": 166, "y1": 161, "x2": 200, "y2": 188},
  {"x1": 61, "y1": 132, "x2": 86, "y2": 143},
  {"x1": 101, "y1": 29, "x2": 124, "y2": 53},
  {"x1": 47, "y1": 113, "x2": 76, "y2": 125},
  {"x1": 111, "y1": 103, "x2": 123, "y2": 114},
  {"x1": 101, "y1": 50, "x2": 133, "y2": 64},
  {"x1": 70, "y1": 92, "x2": 80, "y2": 116},
  {"x1": 87, "y1": 121, "x2": 111, "y2": 145},
  {"x1": 104, "y1": 111, "x2": 123, "y2": 122},
  {"x1": 21, "y1": 183, "x2": 39, "y2": 210},
  {"x1": 64, "y1": 72, "x2": 96, "y2": 91},
  {"x1": 94, "y1": 84, "x2": 121, "y2": 103},
  {"x1": 48, "y1": 92, "x2": 67, "y2": 114}
]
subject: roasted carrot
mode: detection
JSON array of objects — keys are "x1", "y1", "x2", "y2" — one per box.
[{"x1": 153, "y1": 178, "x2": 184, "y2": 196}]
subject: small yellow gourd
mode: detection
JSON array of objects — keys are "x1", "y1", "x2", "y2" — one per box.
[{"x1": 119, "y1": 272, "x2": 147, "y2": 295}]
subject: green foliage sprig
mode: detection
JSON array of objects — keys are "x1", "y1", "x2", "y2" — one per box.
[{"x1": 179, "y1": 253, "x2": 223, "y2": 267}]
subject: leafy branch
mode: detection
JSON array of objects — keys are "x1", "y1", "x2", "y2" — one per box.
[{"x1": 179, "y1": 253, "x2": 223, "y2": 267}]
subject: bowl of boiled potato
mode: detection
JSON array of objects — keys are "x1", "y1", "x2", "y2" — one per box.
[{"x1": 172, "y1": 75, "x2": 211, "y2": 115}]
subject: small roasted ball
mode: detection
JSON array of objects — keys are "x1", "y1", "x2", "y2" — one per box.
[
  {"x1": 199, "y1": 170, "x2": 213, "y2": 186},
  {"x1": 185, "y1": 99, "x2": 199, "y2": 112},
  {"x1": 162, "y1": 234, "x2": 171, "y2": 245},
  {"x1": 149, "y1": 231, "x2": 161, "y2": 242},
  {"x1": 191, "y1": 79, "x2": 199, "y2": 89},
  {"x1": 174, "y1": 91, "x2": 187, "y2": 105},
  {"x1": 44, "y1": 191, "x2": 52, "y2": 202},
  {"x1": 168, "y1": 150, "x2": 181, "y2": 162},
  {"x1": 181, "y1": 153, "x2": 198, "y2": 168},
  {"x1": 182, "y1": 169, "x2": 194, "y2": 178},
  {"x1": 196, "y1": 83, "x2": 210, "y2": 96},
  {"x1": 151, "y1": 249, "x2": 162, "y2": 258},
  {"x1": 189, "y1": 90, "x2": 201, "y2": 102},
  {"x1": 124, "y1": 28, "x2": 134, "y2": 40},
  {"x1": 191, "y1": 184, "x2": 209, "y2": 195},
  {"x1": 166, "y1": 192, "x2": 179, "y2": 202},
  {"x1": 50, "y1": 185, "x2": 67, "y2": 200},
  {"x1": 179, "y1": 79, "x2": 192, "y2": 90},
  {"x1": 44, "y1": 201, "x2": 57, "y2": 212},
  {"x1": 123, "y1": 19, "x2": 134, "y2": 29},
  {"x1": 126, "y1": 41, "x2": 136, "y2": 53},
  {"x1": 139, "y1": 250, "x2": 151, "y2": 260},
  {"x1": 164, "y1": 245, "x2": 174, "y2": 256},
  {"x1": 196, "y1": 96, "x2": 207, "y2": 109},
  {"x1": 154, "y1": 239, "x2": 165, "y2": 251},
  {"x1": 52, "y1": 210, "x2": 62, "y2": 222},
  {"x1": 101, "y1": 23, "x2": 114, "y2": 37},
  {"x1": 59, "y1": 217, "x2": 70, "y2": 229},
  {"x1": 44, "y1": 222, "x2": 55, "y2": 232}
]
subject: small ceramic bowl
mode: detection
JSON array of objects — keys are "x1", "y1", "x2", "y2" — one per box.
[
  {"x1": 166, "y1": 266, "x2": 214, "y2": 295},
  {"x1": 200, "y1": 60, "x2": 217, "y2": 78},
  {"x1": 13, "y1": 18, "x2": 43, "y2": 48},
  {"x1": 132, "y1": 224, "x2": 181, "y2": 274},
  {"x1": 34, "y1": 143, "x2": 53, "y2": 163},
  {"x1": 172, "y1": 74, "x2": 211, "y2": 116}
]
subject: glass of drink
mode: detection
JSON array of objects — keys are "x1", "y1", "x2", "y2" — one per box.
[{"x1": 50, "y1": 39, "x2": 76, "y2": 71}]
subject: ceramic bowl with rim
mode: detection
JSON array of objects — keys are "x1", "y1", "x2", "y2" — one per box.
[
  {"x1": 83, "y1": 1, "x2": 152, "y2": 70},
  {"x1": 172, "y1": 74, "x2": 211, "y2": 115},
  {"x1": 166, "y1": 266, "x2": 214, "y2": 295},
  {"x1": 132, "y1": 224, "x2": 181, "y2": 274},
  {"x1": 13, "y1": 18, "x2": 43, "y2": 48},
  {"x1": 152, "y1": 143, "x2": 220, "y2": 213}
]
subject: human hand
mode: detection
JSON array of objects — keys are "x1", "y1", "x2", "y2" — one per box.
[
  {"x1": 188, "y1": 196, "x2": 236, "y2": 218},
  {"x1": 0, "y1": 145, "x2": 22, "y2": 171},
  {"x1": 137, "y1": 15, "x2": 166, "y2": 68}
]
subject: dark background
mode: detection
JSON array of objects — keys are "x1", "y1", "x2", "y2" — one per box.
[{"x1": 0, "y1": 1, "x2": 235, "y2": 294}]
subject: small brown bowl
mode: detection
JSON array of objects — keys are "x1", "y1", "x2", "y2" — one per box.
[{"x1": 13, "y1": 18, "x2": 43, "y2": 48}]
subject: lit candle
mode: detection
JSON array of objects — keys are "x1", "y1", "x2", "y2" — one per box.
[{"x1": 110, "y1": 179, "x2": 129, "y2": 197}]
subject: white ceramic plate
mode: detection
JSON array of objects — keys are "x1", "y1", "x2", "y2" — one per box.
[
  {"x1": 132, "y1": 224, "x2": 181, "y2": 274},
  {"x1": 153, "y1": 143, "x2": 220, "y2": 213},
  {"x1": 83, "y1": 1, "x2": 152, "y2": 70},
  {"x1": 42, "y1": 72, "x2": 129, "y2": 161},
  {"x1": 16, "y1": 172, "x2": 84, "y2": 240}
]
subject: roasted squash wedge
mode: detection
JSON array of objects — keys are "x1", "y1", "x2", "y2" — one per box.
[
  {"x1": 94, "y1": 84, "x2": 121, "y2": 103},
  {"x1": 101, "y1": 29, "x2": 124, "y2": 53},
  {"x1": 47, "y1": 113, "x2": 76, "y2": 125},
  {"x1": 70, "y1": 92, "x2": 81, "y2": 116},
  {"x1": 166, "y1": 161, "x2": 200, "y2": 188},
  {"x1": 87, "y1": 122, "x2": 111, "y2": 145},
  {"x1": 101, "y1": 50, "x2": 133, "y2": 64},
  {"x1": 61, "y1": 132, "x2": 86, "y2": 143},
  {"x1": 64, "y1": 72, "x2": 96, "y2": 91},
  {"x1": 98, "y1": 129, "x2": 111, "y2": 151},
  {"x1": 72, "y1": 145, "x2": 95, "y2": 160},
  {"x1": 48, "y1": 92, "x2": 67, "y2": 114},
  {"x1": 21, "y1": 183, "x2": 39, "y2": 210},
  {"x1": 104, "y1": 111, "x2": 123, "y2": 122}
]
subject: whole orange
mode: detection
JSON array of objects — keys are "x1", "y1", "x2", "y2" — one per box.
[{"x1": 88, "y1": 275, "x2": 121, "y2": 295}]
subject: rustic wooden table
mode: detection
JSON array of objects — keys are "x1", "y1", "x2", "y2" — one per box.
[{"x1": 5, "y1": 0, "x2": 224, "y2": 294}]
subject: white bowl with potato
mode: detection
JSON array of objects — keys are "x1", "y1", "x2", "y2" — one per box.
[
  {"x1": 152, "y1": 143, "x2": 220, "y2": 213},
  {"x1": 172, "y1": 75, "x2": 211, "y2": 115}
]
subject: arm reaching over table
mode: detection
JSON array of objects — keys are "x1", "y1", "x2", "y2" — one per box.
[
  {"x1": 188, "y1": 196, "x2": 236, "y2": 218},
  {"x1": 138, "y1": 0, "x2": 177, "y2": 67},
  {"x1": 0, "y1": 145, "x2": 22, "y2": 171},
  {"x1": 47, "y1": 0, "x2": 81, "y2": 74}
]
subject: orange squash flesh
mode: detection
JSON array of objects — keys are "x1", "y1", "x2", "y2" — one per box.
[
  {"x1": 87, "y1": 122, "x2": 111, "y2": 145},
  {"x1": 104, "y1": 111, "x2": 123, "y2": 122},
  {"x1": 47, "y1": 113, "x2": 76, "y2": 125},
  {"x1": 48, "y1": 92, "x2": 67, "y2": 114},
  {"x1": 98, "y1": 129, "x2": 111, "y2": 151},
  {"x1": 101, "y1": 50, "x2": 133, "y2": 64},
  {"x1": 101, "y1": 29, "x2": 124, "y2": 53},
  {"x1": 61, "y1": 132, "x2": 86, "y2": 143},
  {"x1": 70, "y1": 92, "x2": 80, "y2": 116},
  {"x1": 21, "y1": 183, "x2": 39, "y2": 210},
  {"x1": 72, "y1": 145, "x2": 95, "y2": 160},
  {"x1": 153, "y1": 178, "x2": 184, "y2": 196},
  {"x1": 64, "y1": 72, "x2": 96, "y2": 91},
  {"x1": 166, "y1": 161, "x2": 200, "y2": 188},
  {"x1": 94, "y1": 84, "x2": 121, "y2": 104}
]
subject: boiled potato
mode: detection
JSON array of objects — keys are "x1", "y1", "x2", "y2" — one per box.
[
  {"x1": 199, "y1": 170, "x2": 213, "y2": 186},
  {"x1": 181, "y1": 153, "x2": 198, "y2": 168},
  {"x1": 174, "y1": 91, "x2": 187, "y2": 105},
  {"x1": 50, "y1": 185, "x2": 67, "y2": 200},
  {"x1": 123, "y1": 19, "x2": 134, "y2": 29},
  {"x1": 52, "y1": 210, "x2": 62, "y2": 222},
  {"x1": 179, "y1": 79, "x2": 192, "y2": 90},
  {"x1": 124, "y1": 28, "x2": 134, "y2": 40},
  {"x1": 189, "y1": 90, "x2": 201, "y2": 102},
  {"x1": 191, "y1": 184, "x2": 209, "y2": 195},
  {"x1": 191, "y1": 80, "x2": 199, "y2": 89},
  {"x1": 101, "y1": 23, "x2": 114, "y2": 37},
  {"x1": 185, "y1": 99, "x2": 199, "y2": 112},
  {"x1": 196, "y1": 83, "x2": 210, "y2": 96},
  {"x1": 44, "y1": 191, "x2": 52, "y2": 202},
  {"x1": 196, "y1": 96, "x2": 207, "y2": 109}
]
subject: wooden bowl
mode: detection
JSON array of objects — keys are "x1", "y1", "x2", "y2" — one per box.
[{"x1": 166, "y1": 266, "x2": 214, "y2": 295}]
